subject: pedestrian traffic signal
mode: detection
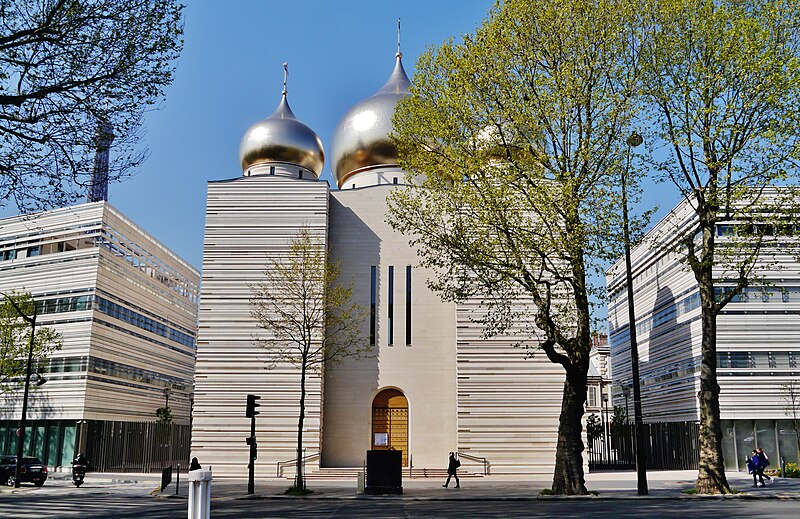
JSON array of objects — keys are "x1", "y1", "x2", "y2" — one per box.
[{"x1": 246, "y1": 394, "x2": 261, "y2": 418}]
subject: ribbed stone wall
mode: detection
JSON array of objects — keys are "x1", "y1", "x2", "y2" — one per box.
[{"x1": 192, "y1": 173, "x2": 329, "y2": 477}]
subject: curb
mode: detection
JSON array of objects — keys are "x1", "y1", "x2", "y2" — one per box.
[{"x1": 231, "y1": 492, "x2": 800, "y2": 502}]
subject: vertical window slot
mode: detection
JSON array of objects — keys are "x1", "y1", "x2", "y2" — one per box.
[
  {"x1": 406, "y1": 265, "x2": 412, "y2": 345},
  {"x1": 370, "y1": 266, "x2": 377, "y2": 345},
  {"x1": 388, "y1": 266, "x2": 394, "y2": 345}
]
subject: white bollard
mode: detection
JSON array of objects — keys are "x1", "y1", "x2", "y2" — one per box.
[{"x1": 188, "y1": 469, "x2": 212, "y2": 519}]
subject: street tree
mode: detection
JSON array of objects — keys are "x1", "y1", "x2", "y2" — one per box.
[
  {"x1": 387, "y1": 0, "x2": 645, "y2": 494},
  {"x1": 782, "y1": 381, "x2": 800, "y2": 460},
  {"x1": 0, "y1": 0, "x2": 184, "y2": 212},
  {"x1": 0, "y1": 292, "x2": 61, "y2": 391},
  {"x1": 586, "y1": 414, "x2": 603, "y2": 445},
  {"x1": 250, "y1": 228, "x2": 368, "y2": 491},
  {"x1": 640, "y1": 0, "x2": 800, "y2": 494},
  {"x1": 155, "y1": 406, "x2": 173, "y2": 424}
]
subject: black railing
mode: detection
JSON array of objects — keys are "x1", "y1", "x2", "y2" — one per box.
[
  {"x1": 456, "y1": 452, "x2": 490, "y2": 476},
  {"x1": 276, "y1": 451, "x2": 320, "y2": 478},
  {"x1": 86, "y1": 421, "x2": 191, "y2": 473},
  {"x1": 588, "y1": 421, "x2": 699, "y2": 472}
]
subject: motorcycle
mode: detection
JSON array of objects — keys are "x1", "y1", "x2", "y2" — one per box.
[{"x1": 71, "y1": 463, "x2": 87, "y2": 487}]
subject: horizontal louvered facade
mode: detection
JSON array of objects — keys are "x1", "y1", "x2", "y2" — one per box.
[
  {"x1": 0, "y1": 202, "x2": 199, "y2": 465},
  {"x1": 195, "y1": 172, "x2": 563, "y2": 476},
  {"x1": 608, "y1": 194, "x2": 800, "y2": 466},
  {"x1": 192, "y1": 171, "x2": 329, "y2": 477}
]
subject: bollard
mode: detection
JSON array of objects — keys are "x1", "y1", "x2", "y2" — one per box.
[
  {"x1": 188, "y1": 469, "x2": 212, "y2": 519},
  {"x1": 176, "y1": 464, "x2": 180, "y2": 496},
  {"x1": 357, "y1": 471, "x2": 365, "y2": 494}
]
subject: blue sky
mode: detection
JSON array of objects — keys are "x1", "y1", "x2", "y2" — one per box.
[{"x1": 97, "y1": 0, "x2": 496, "y2": 269}]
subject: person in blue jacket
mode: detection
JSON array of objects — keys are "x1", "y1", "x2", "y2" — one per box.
[{"x1": 750, "y1": 449, "x2": 766, "y2": 487}]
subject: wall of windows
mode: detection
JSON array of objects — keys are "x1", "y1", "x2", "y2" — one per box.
[
  {"x1": 32, "y1": 293, "x2": 195, "y2": 349},
  {"x1": 95, "y1": 296, "x2": 195, "y2": 348},
  {"x1": 721, "y1": 419, "x2": 799, "y2": 470}
]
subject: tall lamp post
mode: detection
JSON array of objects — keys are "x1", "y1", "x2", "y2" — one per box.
[
  {"x1": 621, "y1": 132, "x2": 648, "y2": 495},
  {"x1": 1, "y1": 292, "x2": 39, "y2": 489}
]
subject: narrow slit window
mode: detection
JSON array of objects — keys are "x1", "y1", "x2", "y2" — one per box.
[
  {"x1": 405, "y1": 265, "x2": 412, "y2": 345},
  {"x1": 388, "y1": 266, "x2": 394, "y2": 345},
  {"x1": 370, "y1": 266, "x2": 377, "y2": 345}
]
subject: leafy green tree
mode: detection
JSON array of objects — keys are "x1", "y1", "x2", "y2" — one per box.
[
  {"x1": 155, "y1": 406, "x2": 173, "y2": 425},
  {"x1": 639, "y1": 0, "x2": 800, "y2": 494},
  {"x1": 388, "y1": 0, "x2": 646, "y2": 495},
  {"x1": 250, "y1": 228, "x2": 369, "y2": 491},
  {"x1": 0, "y1": 0, "x2": 184, "y2": 212},
  {"x1": 0, "y1": 292, "x2": 61, "y2": 391},
  {"x1": 781, "y1": 381, "x2": 800, "y2": 462},
  {"x1": 586, "y1": 414, "x2": 603, "y2": 445},
  {"x1": 610, "y1": 405, "x2": 628, "y2": 429}
]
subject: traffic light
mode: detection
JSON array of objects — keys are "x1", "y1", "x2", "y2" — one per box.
[{"x1": 245, "y1": 394, "x2": 260, "y2": 418}]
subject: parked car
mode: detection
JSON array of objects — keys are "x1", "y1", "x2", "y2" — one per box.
[{"x1": 0, "y1": 456, "x2": 48, "y2": 487}]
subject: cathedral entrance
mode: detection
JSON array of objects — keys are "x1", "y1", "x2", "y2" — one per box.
[{"x1": 371, "y1": 388, "x2": 409, "y2": 466}]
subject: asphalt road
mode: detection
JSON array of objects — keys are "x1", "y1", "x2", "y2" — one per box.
[{"x1": 1, "y1": 481, "x2": 798, "y2": 519}]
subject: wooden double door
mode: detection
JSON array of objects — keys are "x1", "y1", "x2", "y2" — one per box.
[{"x1": 371, "y1": 389, "x2": 408, "y2": 466}]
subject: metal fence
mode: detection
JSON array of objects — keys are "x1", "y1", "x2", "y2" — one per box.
[
  {"x1": 85, "y1": 421, "x2": 191, "y2": 473},
  {"x1": 588, "y1": 421, "x2": 700, "y2": 472}
]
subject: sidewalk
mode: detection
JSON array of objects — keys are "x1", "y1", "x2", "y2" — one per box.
[
  {"x1": 5, "y1": 469, "x2": 796, "y2": 500},
  {"x1": 145, "y1": 470, "x2": 799, "y2": 501}
]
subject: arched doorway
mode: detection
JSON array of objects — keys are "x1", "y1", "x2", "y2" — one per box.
[{"x1": 371, "y1": 388, "x2": 409, "y2": 466}]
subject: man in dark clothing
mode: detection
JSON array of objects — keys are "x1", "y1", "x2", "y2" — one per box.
[
  {"x1": 756, "y1": 448, "x2": 771, "y2": 484},
  {"x1": 751, "y1": 449, "x2": 766, "y2": 487},
  {"x1": 442, "y1": 452, "x2": 460, "y2": 488}
]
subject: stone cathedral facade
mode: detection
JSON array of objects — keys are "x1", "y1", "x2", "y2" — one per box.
[{"x1": 191, "y1": 51, "x2": 564, "y2": 478}]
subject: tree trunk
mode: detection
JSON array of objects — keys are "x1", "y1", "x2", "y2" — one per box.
[
  {"x1": 295, "y1": 361, "x2": 307, "y2": 489},
  {"x1": 551, "y1": 370, "x2": 589, "y2": 495},
  {"x1": 694, "y1": 226, "x2": 732, "y2": 494}
]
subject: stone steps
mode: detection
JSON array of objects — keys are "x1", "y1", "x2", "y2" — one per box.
[{"x1": 283, "y1": 467, "x2": 486, "y2": 480}]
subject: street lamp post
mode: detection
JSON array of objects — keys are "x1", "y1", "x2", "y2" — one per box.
[
  {"x1": 621, "y1": 132, "x2": 648, "y2": 495},
  {"x1": 2, "y1": 292, "x2": 38, "y2": 489},
  {"x1": 621, "y1": 384, "x2": 631, "y2": 424}
]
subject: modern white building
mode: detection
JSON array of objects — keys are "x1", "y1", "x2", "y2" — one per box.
[
  {"x1": 607, "y1": 195, "x2": 800, "y2": 470},
  {"x1": 0, "y1": 202, "x2": 199, "y2": 467},
  {"x1": 192, "y1": 50, "x2": 565, "y2": 478}
]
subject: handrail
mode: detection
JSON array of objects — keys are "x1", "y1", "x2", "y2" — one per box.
[
  {"x1": 276, "y1": 451, "x2": 320, "y2": 478},
  {"x1": 456, "y1": 452, "x2": 490, "y2": 476}
]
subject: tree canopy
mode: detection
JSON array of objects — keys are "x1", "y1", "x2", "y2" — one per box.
[
  {"x1": 639, "y1": 0, "x2": 800, "y2": 494},
  {"x1": 0, "y1": 292, "x2": 61, "y2": 391},
  {"x1": 250, "y1": 228, "x2": 368, "y2": 490},
  {"x1": 0, "y1": 0, "x2": 184, "y2": 211},
  {"x1": 388, "y1": 0, "x2": 646, "y2": 494}
]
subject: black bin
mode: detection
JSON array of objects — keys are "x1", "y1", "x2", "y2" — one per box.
[{"x1": 365, "y1": 450, "x2": 403, "y2": 494}]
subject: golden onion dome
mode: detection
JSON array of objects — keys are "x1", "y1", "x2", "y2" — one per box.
[
  {"x1": 330, "y1": 52, "x2": 412, "y2": 187},
  {"x1": 238, "y1": 73, "x2": 324, "y2": 176}
]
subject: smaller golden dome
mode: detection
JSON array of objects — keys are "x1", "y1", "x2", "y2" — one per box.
[{"x1": 238, "y1": 87, "x2": 325, "y2": 176}]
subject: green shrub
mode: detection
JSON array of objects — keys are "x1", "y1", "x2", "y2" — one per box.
[
  {"x1": 284, "y1": 485, "x2": 313, "y2": 496},
  {"x1": 540, "y1": 488, "x2": 555, "y2": 495},
  {"x1": 775, "y1": 462, "x2": 800, "y2": 478}
]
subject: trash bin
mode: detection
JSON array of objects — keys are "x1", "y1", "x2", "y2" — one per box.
[{"x1": 365, "y1": 450, "x2": 402, "y2": 494}]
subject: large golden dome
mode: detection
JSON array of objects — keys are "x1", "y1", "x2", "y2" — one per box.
[
  {"x1": 330, "y1": 53, "x2": 411, "y2": 187},
  {"x1": 239, "y1": 91, "x2": 325, "y2": 176}
]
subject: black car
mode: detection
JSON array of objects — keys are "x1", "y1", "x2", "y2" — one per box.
[{"x1": 0, "y1": 455, "x2": 48, "y2": 487}]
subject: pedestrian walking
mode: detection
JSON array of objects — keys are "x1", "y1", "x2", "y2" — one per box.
[
  {"x1": 442, "y1": 452, "x2": 460, "y2": 488},
  {"x1": 756, "y1": 448, "x2": 772, "y2": 483},
  {"x1": 750, "y1": 449, "x2": 766, "y2": 487}
]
